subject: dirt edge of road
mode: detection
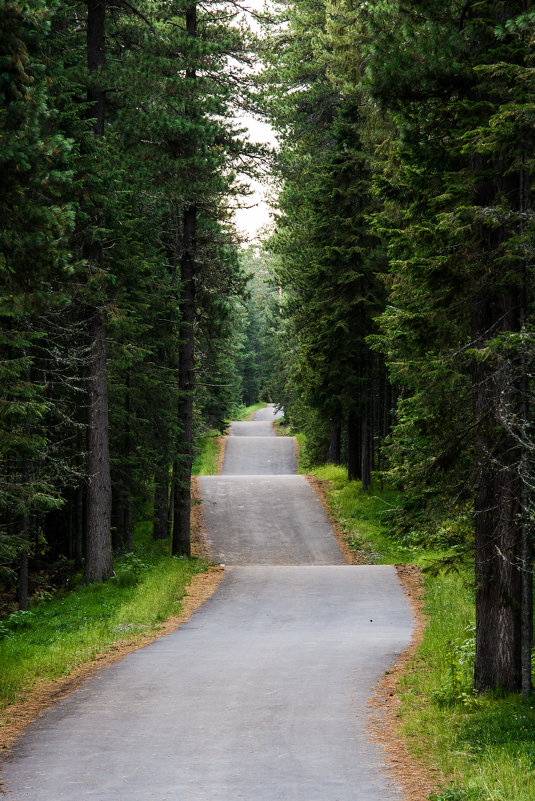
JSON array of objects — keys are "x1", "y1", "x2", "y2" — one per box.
[
  {"x1": 304, "y1": 474, "x2": 369, "y2": 565},
  {"x1": 216, "y1": 435, "x2": 227, "y2": 474},
  {"x1": 369, "y1": 565, "x2": 440, "y2": 801},
  {"x1": 0, "y1": 487, "x2": 224, "y2": 756}
]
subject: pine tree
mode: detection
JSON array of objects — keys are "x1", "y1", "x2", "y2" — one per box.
[
  {"x1": 361, "y1": 0, "x2": 535, "y2": 693},
  {"x1": 0, "y1": 0, "x2": 74, "y2": 603}
]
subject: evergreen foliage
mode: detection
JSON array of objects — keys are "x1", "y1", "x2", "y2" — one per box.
[{"x1": 0, "y1": 0, "x2": 257, "y2": 599}]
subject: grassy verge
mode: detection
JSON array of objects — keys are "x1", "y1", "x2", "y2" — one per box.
[
  {"x1": 401, "y1": 570, "x2": 535, "y2": 801},
  {"x1": 304, "y1": 455, "x2": 535, "y2": 800},
  {"x1": 193, "y1": 431, "x2": 223, "y2": 475},
  {"x1": 0, "y1": 529, "x2": 208, "y2": 719},
  {"x1": 236, "y1": 401, "x2": 267, "y2": 421},
  {"x1": 309, "y1": 464, "x2": 411, "y2": 563}
]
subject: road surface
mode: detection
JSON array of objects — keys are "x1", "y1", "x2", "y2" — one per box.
[{"x1": 1, "y1": 403, "x2": 413, "y2": 800}]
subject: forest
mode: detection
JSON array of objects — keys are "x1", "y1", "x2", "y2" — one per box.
[{"x1": 2, "y1": 0, "x2": 535, "y2": 796}]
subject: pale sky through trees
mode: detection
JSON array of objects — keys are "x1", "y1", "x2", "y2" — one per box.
[
  {"x1": 233, "y1": 1, "x2": 277, "y2": 241},
  {"x1": 234, "y1": 114, "x2": 277, "y2": 241}
]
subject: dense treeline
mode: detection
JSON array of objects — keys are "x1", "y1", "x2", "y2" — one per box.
[
  {"x1": 261, "y1": 0, "x2": 535, "y2": 694},
  {"x1": 0, "y1": 1, "x2": 259, "y2": 604}
]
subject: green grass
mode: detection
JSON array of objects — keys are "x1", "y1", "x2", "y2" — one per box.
[
  {"x1": 192, "y1": 431, "x2": 223, "y2": 475},
  {"x1": 235, "y1": 401, "x2": 266, "y2": 421},
  {"x1": 309, "y1": 463, "x2": 435, "y2": 564},
  {"x1": 0, "y1": 538, "x2": 208, "y2": 715},
  {"x1": 399, "y1": 571, "x2": 535, "y2": 801}
]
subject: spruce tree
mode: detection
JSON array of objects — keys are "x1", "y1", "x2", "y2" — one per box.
[
  {"x1": 0, "y1": 0, "x2": 74, "y2": 603},
  {"x1": 361, "y1": 0, "x2": 535, "y2": 693}
]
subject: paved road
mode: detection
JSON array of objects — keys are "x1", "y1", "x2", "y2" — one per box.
[
  {"x1": 2, "y1": 403, "x2": 413, "y2": 800},
  {"x1": 200, "y1": 476, "x2": 346, "y2": 564},
  {"x1": 222, "y1": 437, "x2": 297, "y2": 475}
]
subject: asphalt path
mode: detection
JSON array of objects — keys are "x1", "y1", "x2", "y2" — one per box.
[
  {"x1": 200, "y1": 475, "x2": 346, "y2": 564},
  {"x1": 2, "y1": 403, "x2": 413, "y2": 800},
  {"x1": 222, "y1": 437, "x2": 297, "y2": 475},
  {"x1": 251, "y1": 405, "x2": 284, "y2": 422},
  {"x1": 228, "y1": 420, "x2": 275, "y2": 436}
]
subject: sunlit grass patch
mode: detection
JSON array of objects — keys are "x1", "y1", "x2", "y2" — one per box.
[
  {"x1": 193, "y1": 431, "x2": 223, "y2": 475},
  {"x1": 236, "y1": 401, "x2": 267, "y2": 420}
]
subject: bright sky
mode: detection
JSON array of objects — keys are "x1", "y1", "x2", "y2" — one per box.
[
  {"x1": 233, "y1": 115, "x2": 278, "y2": 242},
  {"x1": 232, "y1": 1, "x2": 279, "y2": 243}
]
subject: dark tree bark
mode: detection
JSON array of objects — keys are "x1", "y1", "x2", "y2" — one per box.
[
  {"x1": 172, "y1": 203, "x2": 196, "y2": 557},
  {"x1": 84, "y1": 309, "x2": 113, "y2": 582},
  {"x1": 473, "y1": 352, "x2": 522, "y2": 692},
  {"x1": 361, "y1": 404, "x2": 371, "y2": 492},
  {"x1": 87, "y1": 0, "x2": 106, "y2": 135},
  {"x1": 18, "y1": 364, "x2": 31, "y2": 609},
  {"x1": 75, "y1": 427, "x2": 84, "y2": 569},
  {"x1": 468, "y1": 2, "x2": 533, "y2": 695},
  {"x1": 519, "y1": 157, "x2": 532, "y2": 699},
  {"x1": 153, "y1": 449, "x2": 170, "y2": 540},
  {"x1": 124, "y1": 500, "x2": 133, "y2": 553},
  {"x1": 472, "y1": 270, "x2": 523, "y2": 691},
  {"x1": 347, "y1": 412, "x2": 360, "y2": 482},
  {"x1": 83, "y1": 1, "x2": 113, "y2": 582},
  {"x1": 328, "y1": 423, "x2": 341, "y2": 464},
  {"x1": 111, "y1": 497, "x2": 125, "y2": 553},
  {"x1": 18, "y1": 536, "x2": 29, "y2": 611},
  {"x1": 172, "y1": 1, "x2": 197, "y2": 557},
  {"x1": 168, "y1": 463, "x2": 175, "y2": 533},
  {"x1": 123, "y1": 368, "x2": 133, "y2": 552},
  {"x1": 75, "y1": 496, "x2": 84, "y2": 568}
]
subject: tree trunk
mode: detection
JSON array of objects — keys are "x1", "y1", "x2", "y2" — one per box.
[
  {"x1": 168, "y1": 462, "x2": 175, "y2": 533},
  {"x1": 519, "y1": 156, "x2": 532, "y2": 699},
  {"x1": 111, "y1": 495, "x2": 125, "y2": 553},
  {"x1": 172, "y1": 2, "x2": 197, "y2": 557},
  {"x1": 83, "y1": 1, "x2": 112, "y2": 582},
  {"x1": 84, "y1": 309, "x2": 113, "y2": 582},
  {"x1": 473, "y1": 291, "x2": 522, "y2": 693},
  {"x1": 153, "y1": 451, "x2": 170, "y2": 540},
  {"x1": 521, "y1": 475, "x2": 533, "y2": 697},
  {"x1": 18, "y1": 528, "x2": 29, "y2": 611},
  {"x1": 123, "y1": 368, "x2": 133, "y2": 551},
  {"x1": 75, "y1": 427, "x2": 84, "y2": 569},
  {"x1": 347, "y1": 412, "x2": 360, "y2": 482},
  {"x1": 328, "y1": 423, "x2": 341, "y2": 464},
  {"x1": 87, "y1": 0, "x2": 106, "y2": 135},
  {"x1": 172, "y1": 203, "x2": 197, "y2": 557},
  {"x1": 361, "y1": 404, "x2": 371, "y2": 491},
  {"x1": 75, "y1": 485, "x2": 84, "y2": 569},
  {"x1": 124, "y1": 501, "x2": 133, "y2": 553}
]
